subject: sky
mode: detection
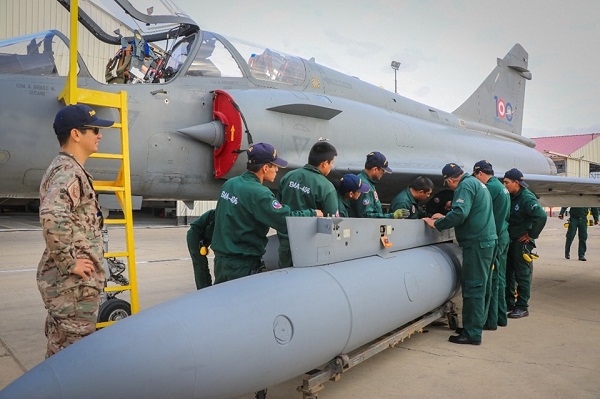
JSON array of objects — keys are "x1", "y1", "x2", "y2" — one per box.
[{"x1": 176, "y1": 0, "x2": 599, "y2": 138}]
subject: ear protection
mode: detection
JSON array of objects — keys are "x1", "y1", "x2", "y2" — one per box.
[{"x1": 522, "y1": 243, "x2": 539, "y2": 262}]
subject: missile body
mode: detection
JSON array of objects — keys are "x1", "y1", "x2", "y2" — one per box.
[
  {"x1": 1, "y1": 242, "x2": 460, "y2": 399},
  {"x1": 1, "y1": 218, "x2": 460, "y2": 398}
]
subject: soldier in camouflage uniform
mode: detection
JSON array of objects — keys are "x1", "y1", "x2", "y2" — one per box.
[{"x1": 38, "y1": 104, "x2": 114, "y2": 357}]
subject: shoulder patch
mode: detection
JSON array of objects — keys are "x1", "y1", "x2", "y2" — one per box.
[
  {"x1": 67, "y1": 179, "x2": 81, "y2": 207},
  {"x1": 272, "y1": 200, "x2": 283, "y2": 209},
  {"x1": 362, "y1": 198, "x2": 370, "y2": 206}
]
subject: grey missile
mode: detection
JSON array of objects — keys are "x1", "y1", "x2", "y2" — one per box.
[
  {"x1": 0, "y1": 242, "x2": 460, "y2": 399},
  {"x1": 1, "y1": 218, "x2": 461, "y2": 398}
]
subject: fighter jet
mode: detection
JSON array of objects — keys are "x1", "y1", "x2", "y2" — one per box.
[{"x1": 1, "y1": 0, "x2": 599, "y2": 207}]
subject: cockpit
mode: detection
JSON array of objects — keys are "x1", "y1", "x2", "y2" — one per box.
[
  {"x1": 0, "y1": 31, "x2": 70, "y2": 77},
  {"x1": 0, "y1": 0, "x2": 307, "y2": 87}
]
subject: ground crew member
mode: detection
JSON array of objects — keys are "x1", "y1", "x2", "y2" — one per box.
[
  {"x1": 423, "y1": 163, "x2": 497, "y2": 345},
  {"x1": 277, "y1": 141, "x2": 339, "y2": 267},
  {"x1": 390, "y1": 176, "x2": 434, "y2": 218},
  {"x1": 211, "y1": 142, "x2": 321, "y2": 283},
  {"x1": 472, "y1": 160, "x2": 510, "y2": 329},
  {"x1": 186, "y1": 209, "x2": 215, "y2": 289},
  {"x1": 38, "y1": 104, "x2": 114, "y2": 357},
  {"x1": 559, "y1": 207, "x2": 599, "y2": 261},
  {"x1": 503, "y1": 168, "x2": 547, "y2": 319},
  {"x1": 335, "y1": 174, "x2": 370, "y2": 217},
  {"x1": 354, "y1": 151, "x2": 409, "y2": 219},
  {"x1": 425, "y1": 190, "x2": 453, "y2": 216}
]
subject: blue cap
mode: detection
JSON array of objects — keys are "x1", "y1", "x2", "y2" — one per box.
[
  {"x1": 503, "y1": 168, "x2": 528, "y2": 188},
  {"x1": 247, "y1": 142, "x2": 288, "y2": 168},
  {"x1": 442, "y1": 163, "x2": 463, "y2": 179},
  {"x1": 473, "y1": 160, "x2": 494, "y2": 174},
  {"x1": 340, "y1": 174, "x2": 370, "y2": 194},
  {"x1": 53, "y1": 104, "x2": 114, "y2": 135},
  {"x1": 366, "y1": 151, "x2": 392, "y2": 173}
]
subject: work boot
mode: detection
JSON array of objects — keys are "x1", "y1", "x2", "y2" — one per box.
[
  {"x1": 448, "y1": 335, "x2": 481, "y2": 345},
  {"x1": 565, "y1": 253, "x2": 570, "y2": 259},
  {"x1": 508, "y1": 308, "x2": 529, "y2": 319},
  {"x1": 579, "y1": 256, "x2": 587, "y2": 261}
]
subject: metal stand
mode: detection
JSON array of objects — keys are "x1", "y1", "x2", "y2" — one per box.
[{"x1": 297, "y1": 301, "x2": 458, "y2": 399}]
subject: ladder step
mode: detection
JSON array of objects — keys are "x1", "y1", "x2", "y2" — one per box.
[
  {"x1": 104, "y1": 285, "x2": 132, "y2": 292},
  {"x1": 105, "y1": 251, "x2": 129, "y2": 258},
  {"x1": 94, "y1": 186, "x2": 125, "y2": 193},
  {"x1": 90, "y1": 153, "x2": 124, "y2": 159},
  {"x1": 103, "y1": 219, "x2": 127, "y2": 225},
  {"x1": 96, "y1": 320, "x2": 116, "y2": 329},
  {"x1": 77, "y1": 88, "x2": 122, "y2": 108}
]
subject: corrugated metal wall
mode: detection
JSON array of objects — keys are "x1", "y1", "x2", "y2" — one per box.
[
  {"x1": 565, "y1": 158, "x2": 590, "y2": 178},
  {"x1": 0, "y1": 0, "x2": 130, "y2": 82},
  {"x1": 572, "y1": 136, "x2": 600, "y2": 172}
]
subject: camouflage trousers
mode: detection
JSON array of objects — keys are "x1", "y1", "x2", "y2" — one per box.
[{"x1": 38, "y1": 274, "x2": 103, "y2": 358}]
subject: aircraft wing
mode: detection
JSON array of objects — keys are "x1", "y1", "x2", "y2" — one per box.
[
  {"x1": 524, "y1": 174, "x2": 600, "y2": 207},
  {"x1": 332, "y1": 161, "x2": 600, "y2": 208}
]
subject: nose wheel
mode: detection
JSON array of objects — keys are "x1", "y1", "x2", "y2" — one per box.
[{"x1": 98, "y1": 298, "x2": 131, "y2": 325}]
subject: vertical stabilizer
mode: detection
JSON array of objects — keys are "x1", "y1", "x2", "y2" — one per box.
[{"x1": 453, "y1": 43, "x2": 531, "y2": 135}]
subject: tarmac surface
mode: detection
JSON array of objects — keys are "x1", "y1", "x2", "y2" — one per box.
[{"x1": 1, "y1": 213, "x2": 599, "y2": 398}]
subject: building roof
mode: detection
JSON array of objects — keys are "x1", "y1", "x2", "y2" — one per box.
[{"x1": 532, "y1": 133, "x2": 600, "y2": 155}]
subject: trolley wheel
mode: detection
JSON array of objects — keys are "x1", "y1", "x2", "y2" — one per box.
[
  {"x1": 447, "y1": 313, "x2": 459, "y2": 331},
  {"x1": 98, "y1": 298, "x2": 131, "y2": 324}
]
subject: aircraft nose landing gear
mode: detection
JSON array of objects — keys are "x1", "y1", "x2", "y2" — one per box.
[{"x1": 98, "y1": 298, "x2": 131, "y2": 323}]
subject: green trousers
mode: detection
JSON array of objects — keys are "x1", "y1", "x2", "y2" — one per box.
[
  {"x1": 460, "y1": 240, "x2": 495, "y2": 342},
  {"x1": 277, "y1": 233, "x2": 293, "y2": 268},
  {"x1": 565, "y1": 217, "x2": 588, "y2": 257},
  {"x1": 186, "y1": 235, "x2": 212, "y2": 290},
  {"x1": 505, "y1": 240, "x2": 533, "y2": 309},
  {"x1": 214, "y1": 254, "x2": 263, "y2": 284},
  {"x1": 485, "y1": 241, "x2": 509, "y2": 329}
]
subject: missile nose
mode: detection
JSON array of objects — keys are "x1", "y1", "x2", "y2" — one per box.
[
  {"x1": 178, "y1": 121, "x2": 224, "y2": 147},
  {"x1": 0, "y1": 361, "x2": 60, "y2": 399}
]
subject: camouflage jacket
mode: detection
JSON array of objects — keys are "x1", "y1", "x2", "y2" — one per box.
[{"x1": 38, "y1": 153, "x2": 105, "y2": 284}]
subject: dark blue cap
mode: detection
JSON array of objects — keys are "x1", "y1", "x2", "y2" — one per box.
[
  {"x1": 503, "y1": 168, "x2": 528, "y2": 187},
  {"x1": 442, "y1": 163, "x2": 463, "y2": 179},
  {"x1": 366, "y1": 151, "x2": 392, "y2": 173},
  {"x1": 53, "y1": 104, "x2": 114, "y2": 135},
  {"x1": 247, "y1": 142, "x2": 288, "y2": 168},
  {"x1": 340, "y1": 174, "x2": 370, "y2": 194},
  {"x1": 473, "y1": 160, "x2": 494, "y2": 174}
]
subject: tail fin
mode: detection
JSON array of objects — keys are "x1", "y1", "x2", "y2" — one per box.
[{"x1": 452, "y1": 43, "x2": 531, "y2": 135}]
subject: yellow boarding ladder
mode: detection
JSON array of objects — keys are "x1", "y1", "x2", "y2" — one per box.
[{"x1": 59, "y1": 0, "x2": 139, "y2": 329}]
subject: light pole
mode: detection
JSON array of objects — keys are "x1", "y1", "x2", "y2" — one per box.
[{"x1": 390, "y1": 60, "x2": 400, "y2": 94}]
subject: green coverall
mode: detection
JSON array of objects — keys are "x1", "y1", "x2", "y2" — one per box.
[
  {"x1": 434, "y1": 173, "x2": 497, "y2": 343},
  {"x1": 560, "y1": 207, "x2": 599, "y2": 258},
  {"x1": 277, "y1": 164, "x2": 338, "y2": 268},
  {"x1": 390, "y1": 187, "x2": 426, "y2": 219},
  {"x1": 353, "y1": 171, "x2": 395, "y2": 218},
  {"x1": 483, "y1": 176, "x2": 511, "y2": 329},
  {"x1": 211, "y1": 171, "x2": 314, "y2": 283},
  {"x1": 505, "y1": 187, "x2": 547, "y2": 310},
  {"x1": 186, "y1": 209, "x2": 215, "y2": 290}
]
